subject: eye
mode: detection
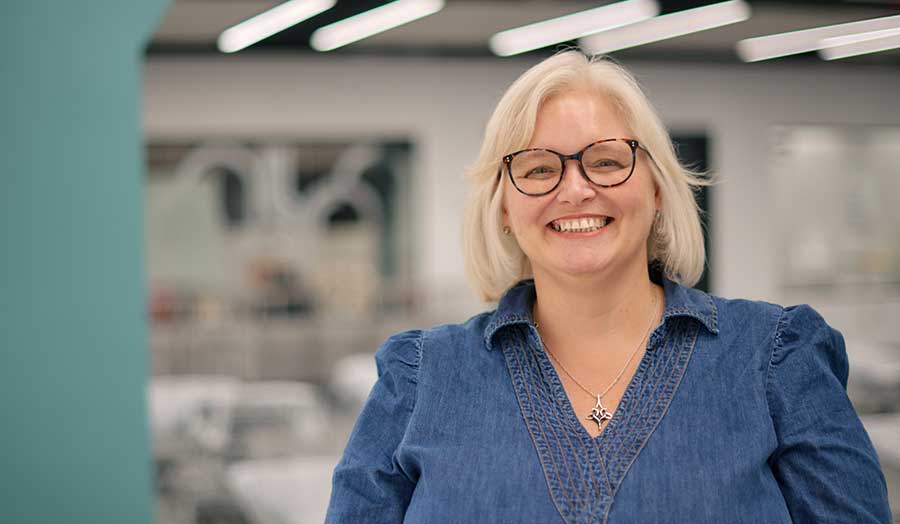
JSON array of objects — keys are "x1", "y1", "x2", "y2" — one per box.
[
  {"x1": 589, "y1": 158, "x2": 622, "y2": 168},
  {"x1": 585, "y1": 158, "x2": 627, "y2": 174},
  {"x1": 524, "y1": 166, "x2": 558, "y2": 179}
]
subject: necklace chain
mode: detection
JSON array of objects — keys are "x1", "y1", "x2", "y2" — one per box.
[{"x1": 535, "y1": 288, "x2": 659, "y2": 401}]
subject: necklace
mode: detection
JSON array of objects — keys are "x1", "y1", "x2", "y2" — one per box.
[{"x1": 535, "y1": 288, "x2": 659, "y2": 432}]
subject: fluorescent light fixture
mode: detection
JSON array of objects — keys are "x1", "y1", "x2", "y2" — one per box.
[
  {"x1": 819, "y1": 28, "x2": 900, "y2": 60},
  {"x1": 580, "y1": 0, "x2": 750, "y2": 55},
  {"x1": 218, "y1": 0, "x2": 336, "y2": 53},
  {"x1": 820, "y1": 26, "x2": 900, "y2": 48},
  {"x1": 736, "y1": 13, "x2": 900, "y2": 62},
  {"x1": 489, "y1": 0, "x2": 660, "y2": 57},
  {"x1": 310, "y1": 0, "x2": 445, "y2": 52}
]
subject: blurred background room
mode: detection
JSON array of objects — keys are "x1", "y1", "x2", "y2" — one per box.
[
  {"x1": 143, "y1": 1, "x2": 900, "y2": 521},
  {"x1": 3, "y1": 1, "x2": 899, "y2": 523}
]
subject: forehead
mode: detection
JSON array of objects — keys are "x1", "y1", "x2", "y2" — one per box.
[{"x1": 528, "y1": 90, "x2": 628, "y2": 151}]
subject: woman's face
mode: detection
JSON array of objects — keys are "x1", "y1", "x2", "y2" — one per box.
[{"x1": 501, "y1": 89, "x2": 659, "y2": 281}]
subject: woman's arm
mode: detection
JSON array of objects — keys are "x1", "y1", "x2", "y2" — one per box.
[
  {"x1": 767, "y1": 304, "x2": 892, "y2": 523},
  {"x1": 326, "y1": 330, "x2": 423, "y2": 523}
]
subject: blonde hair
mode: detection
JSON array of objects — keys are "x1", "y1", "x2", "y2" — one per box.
[{"x1": 462, "y1": 50, "x2": 710, "y2": 302}]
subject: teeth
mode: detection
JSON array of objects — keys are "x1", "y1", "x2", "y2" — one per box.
[{"x1": 550, "y1": 216, "x2": 610, "y2": 233}]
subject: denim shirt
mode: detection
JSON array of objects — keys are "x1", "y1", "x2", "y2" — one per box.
[{"x1": 326, "y1": 276, "x2": 892, "y2": 523}]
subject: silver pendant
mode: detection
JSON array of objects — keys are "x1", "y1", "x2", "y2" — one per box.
[{"x1": 587, "y1": 394, "x2": 613, "y2": 430}]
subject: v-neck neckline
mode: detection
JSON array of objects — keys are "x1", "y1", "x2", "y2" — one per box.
[
  {"x1": 528, "y1": 285, "x2": 665, "y2": 443},
  {"x1": 500, "y1": 314, "x2": 702, "y2": 524},
  {"x1": 531, "y1": 327, "x2": 658, "y2": 444}
]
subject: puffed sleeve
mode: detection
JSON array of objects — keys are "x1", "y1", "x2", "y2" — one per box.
[
  {"x1": 325, "y1": 330, "x2": 422, "y2": 523},
  {"x1": 767, "y1": 305, "x2": 892, "y2": 523}
]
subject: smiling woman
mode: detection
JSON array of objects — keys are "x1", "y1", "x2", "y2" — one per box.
[
  {"x1": 463, "y1": 52, "x2": 708, "y2": 303},
  {"x1": 502, "y1": 91, "x2": 660, "y2": 297},
  {"x1": 326, "y1": 51, "x2": 893, "y2": 524}
]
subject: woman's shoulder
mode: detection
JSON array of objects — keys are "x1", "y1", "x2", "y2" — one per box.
[
  {"x1": 681, "y1": 288, "x2": 849, "y2": 400},
  {"x1": 705, "y1": 290, "x2": 836, "y2": 336},
  {"x1": 424, "y1": 310, "x2": 497, "y2": 349},
  {"x1": 698, "y1": 289, "x2": 843, "y2": 370},
  {"x1": 375, "y1": 310, "x2": 500, "y2": 370},
  {"x1": 659, "y1": 278, "x2": 838, "y2": 360}
]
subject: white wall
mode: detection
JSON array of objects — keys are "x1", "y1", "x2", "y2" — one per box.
[{"x1": 143, "y1": 55, "x2": 900, "y2": 321}]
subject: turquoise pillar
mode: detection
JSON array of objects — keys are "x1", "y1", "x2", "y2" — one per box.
[{"x1": 1, "y1": 1, "x2": 169, "y2": 523}]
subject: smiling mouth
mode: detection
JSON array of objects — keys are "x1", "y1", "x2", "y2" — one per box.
[{"x1": 548, "y1": 216, "x2": 614, "y2": 233}]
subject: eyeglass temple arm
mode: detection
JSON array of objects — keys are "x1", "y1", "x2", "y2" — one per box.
[{"x1": 635, "y1": 142, "x2": 656, "y2": 164}]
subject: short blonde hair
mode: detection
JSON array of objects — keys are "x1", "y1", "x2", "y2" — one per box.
[{"x1": 462, "y1": 50, "x2": 710, "y2": 302}]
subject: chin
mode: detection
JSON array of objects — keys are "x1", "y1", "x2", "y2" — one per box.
[
  {"x1": 562, "y1": 265, "x2": 612, "y2": 278},
  {"x1": 551, "y1": 257, "x2": 614, "y2": 277}
]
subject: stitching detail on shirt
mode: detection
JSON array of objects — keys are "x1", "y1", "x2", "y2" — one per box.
[
  {"x1": 484, "y1": 314, "x2": 533, "y2": 350},
  {"x1": 503, "y1": 329, "x2": 574, "y2": 523},
  {"x1": 527, "y1": 328, "x2": 604, "y2": 510},
  {"x1": 604, "y1": 327, "x2": 666, "y2": 460},
  {"x1": 404, "y1": 329, "x2": 424, "y2": 441},
  {"x1": 605, "y1": 319, "x2": 680, "y2": 465},
  {"x1": 604, "y1": 318, "x2": 682, "y2": 462},
  {"x1": 485, "y1": 280, "x2": 720, "y2": 351},
  {"x1": 503, "y1": 314, "x2": 700, "y2": 524},
  {"x1": 413, "y1": 328, "x2": 424, "y2": 386},
  {"x1": 602, "y1": 319, "x2": 701, "y2": 524},
  {"x1": 591, "y1": 429, "x2": 613, "y2": 495},
  {"x1": 765, "y1": 305, "x2": 789, "y2": 447},
  {"x1": 706, "y1": 293, "x2": 719, "y2": 332},
  {"x1": 395, "y1": 330, "x2": 425, "y2": 485},
  {"x1": 524, "y1": 330, "x2": 596, "y2": 518},
  {"x1": 523, "y1": 327, "x2": 596, "y2": 521}
]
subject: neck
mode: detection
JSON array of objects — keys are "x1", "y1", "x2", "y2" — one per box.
[{"x1": 531, "y1": 263, "x2": 662, "y2": 361}]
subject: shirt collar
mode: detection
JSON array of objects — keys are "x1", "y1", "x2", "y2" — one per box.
[{"x1": 482, "y1": 272, "x2": 719, "y2": 351}]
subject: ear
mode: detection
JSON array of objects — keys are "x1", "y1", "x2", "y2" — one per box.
[
  {"x1": 498, "y1": 170, "x2": 516, "y2": 232},
  {"x1": 653, "y1": 181, "x2": 661, "y2": 210}
]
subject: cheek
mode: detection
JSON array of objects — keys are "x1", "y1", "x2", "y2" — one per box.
[
  {"x1": 517, "y1": 202, "x2": 547, "y2": 231},
  {"x1": 628, "y1": 177, "x2": 658, "y2": 215},
  {"x1": 502, "y1": 188, "x2": 534, "y2": 227}
]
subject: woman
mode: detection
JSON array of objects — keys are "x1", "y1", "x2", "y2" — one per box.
[{"x1": 326, "y1": 51, "x2": 892, "y2": 523}]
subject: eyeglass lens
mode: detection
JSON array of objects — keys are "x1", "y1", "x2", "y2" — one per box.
[{"x1": 509, "y1": 140, "x2": 634, "y2": 195}]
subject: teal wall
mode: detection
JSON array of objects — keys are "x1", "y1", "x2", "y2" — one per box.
[{"x1": 1, "y1": 1, "x2": 169, "y2": 522}]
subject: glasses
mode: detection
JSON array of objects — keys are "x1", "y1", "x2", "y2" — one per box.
[{"x1": 502, "y1": 138, "x2": 650, "y2": 196}]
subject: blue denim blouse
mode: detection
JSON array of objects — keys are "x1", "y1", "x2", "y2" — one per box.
[{"x1": 327, "y1": 276, "x2": 892, "y2": 523}]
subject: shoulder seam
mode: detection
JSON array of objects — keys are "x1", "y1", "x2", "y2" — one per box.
[
  {"x1": 409, "y1": 329, "x2": 424, "y2": 417},
  {"x1": 706, "y1": 291, "x2": 718, "y2": 332},
  {"x1": 765, "y1": 305, "x2": 789, "y2": 432},
  {"x1": 413, "y1": 329, "x2": 424, "y2": 385}
]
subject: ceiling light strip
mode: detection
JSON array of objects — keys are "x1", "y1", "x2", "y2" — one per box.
[
  {"x1": 819, "y1": 31, "x2": 900, "y2": 60},
  {"x1": 310, "y1": 0, "x2": 445, "y2": 52},
  {"x1": 820, "y1": 26, "x2": 900, "y2": 48},
  {"x1": 580, "y1": 0, "x2": 750, "y2": 55},
  {"x1": 488, "y1": 0, "x2": 660, "y2": 57},
  {"x1": 218, "y1": 0, "x2": 336, "y2": 53},
  {"x1": 736, "y1": 13, "x2": 900, "y2": 62}
]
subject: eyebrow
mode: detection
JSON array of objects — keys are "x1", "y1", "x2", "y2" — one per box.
[{"x1": 526, "y1": 137, "x2": 626, "y2": 152}]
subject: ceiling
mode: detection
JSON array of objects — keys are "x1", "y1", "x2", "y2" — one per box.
[{"x1": 148, "y1": 0, "x2": 900, "y2": 65}]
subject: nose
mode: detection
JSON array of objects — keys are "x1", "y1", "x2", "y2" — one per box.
[{"x1": 556, "y1": 159, "x2": 597, "y2": 205}]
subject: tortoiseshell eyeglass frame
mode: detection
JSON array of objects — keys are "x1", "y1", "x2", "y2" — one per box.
[{"x1": 500, "y1": 138, "x2": 653, "y2": 197}]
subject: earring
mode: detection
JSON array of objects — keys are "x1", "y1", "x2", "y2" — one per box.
[
  {"x1": 502, "y1": 226, "x2": 511, "y2": 235},
  {"x1": 652, "y1": 210, "x2": 663, "y2": 235}
]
